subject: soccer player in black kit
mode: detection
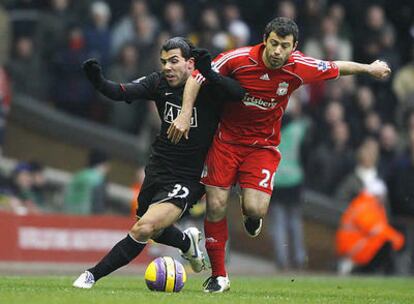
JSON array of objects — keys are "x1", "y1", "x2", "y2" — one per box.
[{"x1": 73, "y1": 37, "x2": 245, "y2": 288}]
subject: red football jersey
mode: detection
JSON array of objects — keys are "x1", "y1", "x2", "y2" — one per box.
[{"x1": 193, "y1": 43, "x2": 339, "y2": 147}]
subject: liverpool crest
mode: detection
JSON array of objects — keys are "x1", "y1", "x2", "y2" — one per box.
[{"x1": 276, "y1": 82, "x2": 289, "y2": 96}]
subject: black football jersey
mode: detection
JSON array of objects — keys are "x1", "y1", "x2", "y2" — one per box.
[{"x1": 98, "y1": 72, "x2": 244, "y2": 183}]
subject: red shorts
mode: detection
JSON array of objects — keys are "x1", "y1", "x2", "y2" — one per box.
[{"x1": 201, "y1": 136, "x2": 281, "y2": 194}]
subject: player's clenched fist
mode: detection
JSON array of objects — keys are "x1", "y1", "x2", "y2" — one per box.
[
  {"x1": 192, "y1": 48, "x2": 212, "y2": 75},
  {"x1": 82, "y1": 58, "x2": 104, "y2": 88},
  {"x1": 368, "y1": 60, "x2": 391, "y2": 80}
]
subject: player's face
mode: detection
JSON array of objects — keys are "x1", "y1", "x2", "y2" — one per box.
[
  {"x1": 262, "y1": 32, "x2": 297, "y2": 69},
  {"x1": 160, "y1": 49, "x2": 195, "y2": 87}
]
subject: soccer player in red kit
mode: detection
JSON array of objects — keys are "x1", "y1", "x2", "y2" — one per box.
[{"x1": 168, "y1": 17, "x2": 391, "y2": 293}]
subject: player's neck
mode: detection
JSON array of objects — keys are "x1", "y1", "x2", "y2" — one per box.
[{"x1": 261, "y1": 52, "x2": 283, "y2": 70}]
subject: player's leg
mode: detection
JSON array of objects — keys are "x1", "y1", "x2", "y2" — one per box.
[
  {"x1": 202, "y1": 186, "x2": 231, "y2": 293},
  {"x1": 150, "y1": 181, "x2": 207, "y2": 272},
  {"x1": 153, "y1": 224, "x2": 206, "y2": 273},
  {"x1": 238, "y1": 147, "x2": 281, "y2": 237},
  {"x1": 73, "y1": 202, "x2": 182, "y2": 288},
  {"x1": 200, "y1": 137, "x2": 239, "y2": 293},
  {"x1": 241, "y1": 188, "x2": 271, "y2": 237}
]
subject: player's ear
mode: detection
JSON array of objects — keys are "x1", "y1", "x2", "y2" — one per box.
[
  {"x1": 263, "y1": 34, "x2": 267, "y2": 45},
  {"x1": 292, "y1": 41, "x2": 298, "y2": 51},
  {"x1": 188, "y1": 57, "x2": 195, "y2": 70}
]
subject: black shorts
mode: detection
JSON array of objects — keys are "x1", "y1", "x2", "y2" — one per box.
[{"x1": 136, "y1": 175, "x2": 205, "y2": 218}]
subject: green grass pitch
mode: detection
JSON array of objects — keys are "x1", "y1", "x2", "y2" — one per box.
[{"x1": 1, "y1": 275, "x2": 413, "y2": 304}]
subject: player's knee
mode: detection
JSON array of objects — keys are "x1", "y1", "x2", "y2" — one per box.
[
  {"x1": 130, "y1": 220, "x2": 157, "y2": 241},
  {"x1": 207, "y1": 197, "x2": 227, "y2": 219}
]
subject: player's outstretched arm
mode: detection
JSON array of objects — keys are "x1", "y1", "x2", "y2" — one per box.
[
  {"x1": 82, "y1": 58, "x2": 153, "y2": 102},
  {"x1": 334, "y1": 60, "x2": 391, "y2": 79},
  {"x1": 167, "y1": 76, "x2": 201, "y2": 144}
]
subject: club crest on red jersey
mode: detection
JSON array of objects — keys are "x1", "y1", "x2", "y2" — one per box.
[{"x1": 276, "y1": 82, "x2": 289, "y2": 96}]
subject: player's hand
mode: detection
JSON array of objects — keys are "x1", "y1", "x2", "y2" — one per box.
[
  {"x1": 192, "y1": 48, "x2": 212, "y2": 76},
  {"x1": 82, "y1": 58, "x2": 104, "y2": 88},
  {"x1": 167, "y1": 113, "x2": 191, "y2": 144},
  {"x1": 368, "y1": 60, "x2": 391, "y2": 80}
]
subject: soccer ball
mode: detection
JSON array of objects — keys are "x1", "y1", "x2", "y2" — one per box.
[{"x1": 144, "y1": 256, "x2": 187, "y2": 292}]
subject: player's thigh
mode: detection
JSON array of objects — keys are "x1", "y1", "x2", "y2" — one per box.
[
  {"x1": 241, "y1": 187, "x2": 271, "y2": 218},
  {"x1": 138, "y1": 202, "x2": 183, "y2": 231},
  {"x1": 238, "y1": 147, "x2": 281, "y2": 195},
  {"x1": 201, "y1": 137, "x2": 240, "y2": 188}
]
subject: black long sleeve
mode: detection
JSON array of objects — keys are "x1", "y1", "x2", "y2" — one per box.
[
  {"x1": 95, "y1": 72, "x2": 160, "y2": 103},
  {"x1": 208, "y1": 72, "x2": 246, "y2": 102}
]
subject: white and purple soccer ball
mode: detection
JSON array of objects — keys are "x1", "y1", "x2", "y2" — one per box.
[{"x1": 144, "y1": 256, "x2": 187, "y2": 292}]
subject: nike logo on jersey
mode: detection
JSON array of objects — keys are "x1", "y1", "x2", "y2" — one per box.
[
  {"x1": 260, "y1": 73, "x2": 270, "y2": 81},
  {"x1": 165, "y1": 92, "x2": 173, "y2": 96}
]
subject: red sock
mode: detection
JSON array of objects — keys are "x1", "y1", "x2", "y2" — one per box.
[{"x1": 204, "y1": 218, "x2": 228, "y2": 277}]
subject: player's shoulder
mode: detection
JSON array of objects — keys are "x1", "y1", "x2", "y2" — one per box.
[
  {"x1": 132, "y1": 71, "x2": 161, "y2": 84},
  {"x1": 289, "y1": 51, "x2": 320, "y2": 67},
  {"x1": 214, "y1": 46, "x2": 253, "y2": 63}
]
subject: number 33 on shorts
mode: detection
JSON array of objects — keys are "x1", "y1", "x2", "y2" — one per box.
[
  {"x1": 259, "y1": 169, "x2": 276, "y2": 190},
  {"x1": 168, "y1": 184, "x2": 190, "y2": 198}
]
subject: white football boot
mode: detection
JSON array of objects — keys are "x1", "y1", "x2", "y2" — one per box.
[
  {"x1": 73, "y1": 271, "x2": 95, "y2": 289},
  {"x1": 180, "y1": 227, "x2": 206, "y2": 273},
  {"x1": 203, "y1": 275, "x2": 231, "y2": 293}
]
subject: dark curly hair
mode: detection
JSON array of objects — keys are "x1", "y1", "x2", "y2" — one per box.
[
  {"x1": 264, "y1": 17, "x2": 299, "y2": 43},
  {"x1": 160, "y1": 37, "x2": 195, "y2": 60}
]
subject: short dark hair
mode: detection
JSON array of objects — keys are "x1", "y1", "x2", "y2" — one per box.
[
  {"x1": 264, "y1": 17, "x2": 299, "y2": 43},
  {"x1": 160, "y1": 37, "x2": 195, "y2": 60}
]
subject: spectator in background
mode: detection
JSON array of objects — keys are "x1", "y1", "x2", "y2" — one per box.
[
  {"x1": 0, "y1": 66, "x2": 11, "y2": 153},
  {"x1": 270, "y1": 96, "x2": 308, "y2": 270},
  {"x1": 7, "y1": 36, "x2": 47, "y2": 100},
  {"x1": 336, "y1": 180, "x2": 404, "y2": 275},
  {"x1": 327, "y1": 2, "x2": 351, "y2": 41},
  {"x1": 387, "y1": 119, "x2": 414, "y2": 274},
  {"x1": 355, "y1": 5, "x2": 395, "y2": 64},
  {"x1": 28, "y1": 161, "x2": 47, "y2": 209},
  {"x1": 303, "y1": 15, "x2": 352, "y2": 61},
  {"x1": 189, "y1": 6, "x2": 231, "y2": 57},
  {"x1": 0, "y1": 4, "x2": 11, "y2": 65},
  {"x1": 222, "y1": 2, "x2": 250, "y2": 48},
  {"x1": 106, "y1": 43, "x2": 149, "y2": 134},
  {"x1": 35, "y1": 0, "x2": 77, "y2": 64},
  {"x1": 64, "y1": 150, "x2": 110, "y2": 215},
  {"x1": 347, "y1": 86, "x2": 377, "y2": 147},
  {"x1": 84, "y1": 1, "x2": 112, "y2": 69},
  {"x1": 110, "y1": 0, "x2": 159, "y2": 58},
  {"x1": 133, "y1": 14, "x2": 162, "y2": 76},
  {"x1": 276, "y1": 0, "x2": 297, "y2": 21},
  {"x1": 364, "y1": 111, "x2": 382, "y2": 138},
  {"x1": 51, "y1": 24, "x2": 94, "y2": 118},
  {"x1": 307, "y1": 119, "x2": 354, "y2": 196},
  {"x1": 336, "y1": 137, "x2": 382, "y2": 205},
  {"x1": 387, "y1": 125, "x2": 414, "y2": 218},
  {"x1": 10, "y1": 162, "x2": 40, "y2": 213},
  {"x1": 393, "y1": 43, "x2": 414, "y2": 126},
  {"x1": 162, "y1": 1, "x2": 189, "y2": 37},
  {"x1": 378, "y1": 123, "x2": 400, "y2": 178},
  {"x1": 297, "y1": 0, "x2": 326, "y2": 43}
]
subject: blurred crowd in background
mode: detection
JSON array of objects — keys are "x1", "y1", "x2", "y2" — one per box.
[{"x1": 0, "y1": 0, "x2": 414, "y2": 273}]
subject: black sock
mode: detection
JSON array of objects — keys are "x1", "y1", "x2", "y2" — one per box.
[
  {"x1": 88, "y1": 234, "x2": 146, "y2": 281},
  {"x1": 153, "y1": 225, "x2": 190, "y2": 253}
]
